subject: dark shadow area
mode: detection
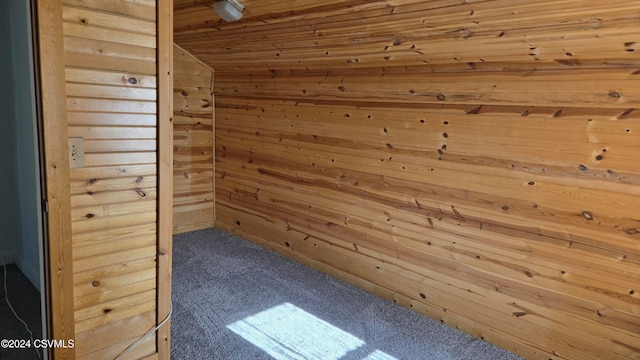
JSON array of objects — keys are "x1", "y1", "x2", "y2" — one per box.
[{"x1": 0, "y1": 263, "x2": 42, "y2": 360}]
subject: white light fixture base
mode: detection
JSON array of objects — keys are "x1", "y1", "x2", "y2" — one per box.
[{"x1": 214, "y1": 0, "x2": 244, "y2": 22}]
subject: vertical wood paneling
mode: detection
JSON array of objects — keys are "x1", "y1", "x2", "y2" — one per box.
[
  {"x1": 157, "y1": 0, "x2": 173, "y2": 356},
  {"x1": 176, "y1": 1, "x2": 640, "y2": 359},
  {"x1": 172, "y1": 44, "x2": 215, "y2": 234},
  {"x1": 36, "y1": 0, "x2": 76, "y2": 358}
]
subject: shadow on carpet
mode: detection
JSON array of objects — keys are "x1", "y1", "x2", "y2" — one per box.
[{"x1": 171, "y1": 228, "x2": 524, "y2": 360}]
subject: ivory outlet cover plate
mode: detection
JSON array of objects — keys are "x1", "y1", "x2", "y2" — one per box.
[{"x1": 69, "y1": 137, "x2": 84, "y2": 169}]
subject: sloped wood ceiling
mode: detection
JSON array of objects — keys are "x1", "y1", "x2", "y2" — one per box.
[
  {"x1": 174, "y1": 1, "x2": 640, "y2": 359},
  {"x1": 175, "y1": 0, "x2": 638, "y2": 70}
]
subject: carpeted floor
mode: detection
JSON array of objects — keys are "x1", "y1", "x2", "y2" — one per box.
[
  {"x1": 0, "y1": 263, "x2": 42, "y2": 360},
  {"x1": 171, "y1": 228, "x2": 524, "y2": 360}
]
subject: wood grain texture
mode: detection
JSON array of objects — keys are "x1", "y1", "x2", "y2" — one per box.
[
  {"x1": 60, "y1": 0, "x2": 162, "y2": 358},
  {"x1": 172, "y1": 44, "x2": 215, "y2": 234},
  {"x1": 176, "y1": 1, "x2": 640, "y2": 359},
  {"x1": 37, "y1": 0, "x2": 76, "y2": 358},
  {"x1": 157, "y1": 0, "x2": 174, "y2": 357}
]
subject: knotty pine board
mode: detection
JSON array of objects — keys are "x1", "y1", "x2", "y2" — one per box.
[
  {"x1": 172, "y1": 44, "x2": 215, "y2": 234},
  {"x1": 214, "y1": 91, "x2": 640, "y2": 359},
  {"x1": 174, "y1": 0, "x2": 640, "y2": 359},
  {"x1": 62, "y1": 0, "x2": 160, "y2": 358}
]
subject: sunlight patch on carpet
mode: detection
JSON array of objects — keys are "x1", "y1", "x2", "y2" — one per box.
[{"x1": 227, "y1": 302, "x2": 397, "y2": 360}]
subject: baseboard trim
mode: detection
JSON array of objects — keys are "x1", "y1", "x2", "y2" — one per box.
[
  {"x1": 0, "y1": 252, "x2": 17, "y2": 266},
  {"x1": 16, "y1": 256, "x2": 40, "y2": 292},
  {"x1": 0, "y1": 252, "x2": 41, "y2": 292}
]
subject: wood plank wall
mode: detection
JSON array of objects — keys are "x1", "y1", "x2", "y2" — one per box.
[
  {"x1": 175, "y1": 1, "x2": 640, "y2": 359},
  {"x1": 36, "y1": 1, "x2": 76, "y2": 358},
  {"x1": 173, "y1": 44, "x2": 215, "y2": 234},
  {"x1": 63, "y1": 0, "x2": 160, "y2": 358}
]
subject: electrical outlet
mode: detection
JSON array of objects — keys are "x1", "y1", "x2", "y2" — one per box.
[{"x1": 68, "y1": 137, "x2": 84, "y2": 169}]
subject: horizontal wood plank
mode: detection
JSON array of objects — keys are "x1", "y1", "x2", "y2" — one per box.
[{"x1": 176, "y1": 1, "x2": 640, "y2": 359}]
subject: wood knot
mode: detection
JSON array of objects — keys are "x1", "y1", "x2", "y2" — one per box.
[
  {"x1": 127, "y1": 77, "x2": 139, "y2": 85},
  {"x1": 91, "y1": 280, "x2": 101, "y2": 287},
  {"x1": 86, "y1": 213, "x2": 95, "y2": 219},
  {"x1": 608, "y1": 91, "x2": 621, "y2": 99},
  {"x1": 582, "y1": 211, "x2": 594, "y2": 220},
  {"x1": 466, "y1": 105, "x2": 482, "y2": 115},
  {"x1": 617, "y1": 109, "x2": 634, "y2": 119},
  {"x1": 552, "y1": 108, "x2": 563, "y2": 118}
]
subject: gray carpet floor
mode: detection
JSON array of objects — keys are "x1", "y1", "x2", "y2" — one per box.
[
  {"x1": 0, "y1": 263, "x2": 42, "y2": 360},
  {"x1": 171, "y1": 228, "x2": 524, "y2": 360}
]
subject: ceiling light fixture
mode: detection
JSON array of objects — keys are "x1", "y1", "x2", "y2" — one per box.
[{"x1": 214, "y1": 0, "x2": 244, "y2": 22}]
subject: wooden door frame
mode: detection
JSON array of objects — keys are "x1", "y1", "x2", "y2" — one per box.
[
  {"x1": 36, "y1": 1, "x2": 75, "y2": 358},
  {"x1": 156, "y1": 0, "x2": 174, "y2": 357},
  {"x1": 36, "y1": 0, "x2": 173, "y2": 358}
]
